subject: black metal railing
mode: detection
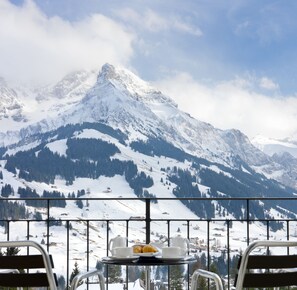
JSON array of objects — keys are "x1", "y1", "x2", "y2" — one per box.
[{"x1": 1, "y1": 196, "x2": 297, "y2": 289}]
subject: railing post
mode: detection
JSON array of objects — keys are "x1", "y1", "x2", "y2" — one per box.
[
  {"x1": 287, "y1": 220, "x2": 290, "y2": 255},
  {"x1": 47, "y1": 199, "x2": 50, "y2": 251},
  {"x1": 66, "y1": 220, "x2": 70, "y2": 289},
  {"x1": 207, "y1": 220, "x2": 210, "y2": 270},
  {"x1": 227, "y1": 220, "x2": 230, "y2": 290},
  {"x1": 6, "y1": 220, "x2": 9, "y2": 241},
  {"x1": 106, "y1": 220, "x2": 110, "y2": 290},
  {"x1": 87, "y1": 220, "x2": 90, "y2": 271},
  {"x1": 167, "y1": 220, "x2": 171, "y2": 245},
  {"x1": 145, "y1": 198, "x2": 151, "y2": 244},
  {"x1": 27, "y1": 220, "x2": 30, "y2": 240},
  {"x1": 246, "y1": 199, "x2": 250, "y2": 245}
]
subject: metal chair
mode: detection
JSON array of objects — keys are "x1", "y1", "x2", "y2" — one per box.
[
  {"x1": 0, "y1": 240, "x2": 104, "y2": 289},
  {"x1": 191, "y1": 240, "x2": 297, "y2": 289},
  {"x1": 70, "y1": 269, "x2": 105, "y2": 290}
]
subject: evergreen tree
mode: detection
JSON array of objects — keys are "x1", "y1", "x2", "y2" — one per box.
[
  {"x1": 170, "y1": 265, "x2": 184, "y2": 290},
  {"x1": 108, "y1": 265, "x2": 122, "y2": 283},
  {"x1": 70, "y1": 262, "x2": 80, "y2": 285},
  {"x1": 1, "y1": 184, "x2": 14, "y2": 197},
  {"x1": 6, "y1": 247, "x2": 19, "y2": 256},
  {"x1": 57, "y1": 275, "x2": 66, "y2": 290},
  {"x1": 128, "y1": 266, "x2": 141, "y2": 282},
  {"x1": 76, "y1": 199, "x2": 84, "y2": 209}
]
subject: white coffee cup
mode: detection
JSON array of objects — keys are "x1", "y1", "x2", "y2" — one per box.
[
  {"x1": 113, "y1": 247, "x2": 133, "y2": 258},
  {"x1": 162, "y1": 247, "x2": 182, "y2": 258}
]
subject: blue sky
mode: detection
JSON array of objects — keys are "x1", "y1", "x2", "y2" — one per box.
[{"x1": 2, "y1": 0, "x2": 297, "y2": 139}]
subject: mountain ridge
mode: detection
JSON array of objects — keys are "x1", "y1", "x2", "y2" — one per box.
[{"x1": 1, "y1": 63, "x2": 297, "y2": 191}]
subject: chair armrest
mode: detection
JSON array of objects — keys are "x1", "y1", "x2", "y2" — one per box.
[
  {"x1": 191, "y1": 269, "x2": 224, "y2": 290},
  {"x1": 70, "y1": 269, "x2": 105, "y2": 290}
]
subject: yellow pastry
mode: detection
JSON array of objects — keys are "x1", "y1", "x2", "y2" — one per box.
[{"x1": 142, "y1": 244, "x2": 157, "y2": 253}]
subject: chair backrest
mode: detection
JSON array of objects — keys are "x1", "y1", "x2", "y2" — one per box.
[
  {"x1": 0, "y1": 240, "x2": 58, "y2": 289},
  {"x1": 235, "y1": 240, "x2": 297, "y2": 289}
]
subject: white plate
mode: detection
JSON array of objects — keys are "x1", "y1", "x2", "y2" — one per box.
[
  {"x1": 135, "y1": 252, "x2": 159, "y2": 257},
  {"x1": 108, "y1": 256, "x2": 139, "y2": 260},
  {"x1": 160, "y1": 256, "x2": 185, "y2": 259},
  {"x1": 156, "y1": 255, "x2": 192, "y2": 260}
]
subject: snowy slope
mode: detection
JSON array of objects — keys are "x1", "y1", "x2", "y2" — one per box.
[
  {"x1": 1, "y1": 63, "x2": 296, "y2": 190},
  {"x1": 1, "y1": 63, "x2": 297, "y2": 287},
  {"x1": 1, "y1": 126, "x2": 293, "y2": 280}
]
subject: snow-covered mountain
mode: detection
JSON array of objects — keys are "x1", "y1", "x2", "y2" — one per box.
[
  {"x1": 1, "y1": 63, "x2": 297, "y2": 190},
  {"x1": 252, "y1": 135, "x2": 297, "y2": 158},
  {"x1": 2, "y1": 63, "x2": 297, "y2": 281},
  {"x1": 1, "y1": 63, "x2": 297, "y2": 290}
]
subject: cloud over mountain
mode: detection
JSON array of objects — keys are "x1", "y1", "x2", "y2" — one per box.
[{"x1": 0, "y1": 0, "x2": 134, "y2": 86}]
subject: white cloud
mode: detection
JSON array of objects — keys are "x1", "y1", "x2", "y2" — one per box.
[
  {"x1": 115, "y1": 8, "x2": 202, "y2": 36},
  {"x1": 0, "y1": 0, "x2": 135, "y2": 86},
  {"x1": 155, "y1": 72, "x2": 297, "y2": 139},
  {"x1": 259, "y1": 77, "x2": 279, "y2": 90}
]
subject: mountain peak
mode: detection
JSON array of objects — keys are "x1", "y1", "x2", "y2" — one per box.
[
  {"x1": 96, "y1": 63, "x2": 177, "y2": 109},
  {"x1": 99, "y1": 63, "x2": 117, "y2": 82},
  {"x1": 97, "y1": 63, "x2": 149, "y2": 91}
]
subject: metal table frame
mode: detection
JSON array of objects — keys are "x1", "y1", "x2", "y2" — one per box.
[{"x1": 102, "y1": 255, "x2": 195, "y2": 290}]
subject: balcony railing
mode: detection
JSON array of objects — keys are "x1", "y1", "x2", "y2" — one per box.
[{"x1": 1, "y1": 196, "x2": 297, "y2": 289}]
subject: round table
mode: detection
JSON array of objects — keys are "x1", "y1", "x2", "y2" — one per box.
[{"x1": 101, "y1": 255, "x2": 196, "y2": 290}]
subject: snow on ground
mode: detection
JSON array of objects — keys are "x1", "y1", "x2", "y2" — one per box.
[
  {"x1": 1, "y1": 128, "x2": 295, "y2": 286},
  {"x1": 46, "y1": 139, "x2": 68, "y2": 156}
]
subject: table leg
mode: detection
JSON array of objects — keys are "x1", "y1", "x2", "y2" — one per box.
[{"x1": 145, "y1": 266, "x2": 150, "y2": 290}]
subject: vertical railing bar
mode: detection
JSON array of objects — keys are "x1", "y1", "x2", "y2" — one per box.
[
  {"x1": 126, "y1": 220, "x2": 129, "y2": 290},
  {"x1": 246, "y1": 199, "x2": 250, "y2": 246},
  {"x1": 87, "y1": 220, "x2": 90, "y2": 271},
  {"x1": 145, "y1": 198, "x2": 151, "y2": 244},
  {"x1": 266, "y1": 220, "x2": 270, "y2": 256},
  {"x1": 207, "y1": 220, "x2": 210, "y2": 270},
  {"x1": 207, "y1": 219, "x2": 210, "y2": 290},
  {"x1": 66, "y1": 220, "x2": 70, "y2": 289},
  {"x1": 86, "y1": 220, "x2": 90, "y2": 290},
  {"x1": 106, "y1": 220, "x2": 110, "y2": 290},
  {"x1": 167, "y1": 220, "x2": 170, "y2": 245},
  {"x1": 27, "y1": 220, "x2": 30, "y2": 240},
  {"x1": 6, "y1": 220, "x2": 9, "y2": 241},
  {"x1": 287, "y1": 220, "x2": 290, "y2": 255},
  {"x1": 106, "y1": 220, "x2": 110, "y2": 256},
  {"x1": 227, "y1": 220, "x2": 230, "y2": 290},
  {"x1": 187, "y1": 220, "x2": 190, "y2": 290},
  {"x1": 47, "y1": 199, "x2": 50, "y2": 251},
  {"x1": 126, "y1": 220, "x2": 129, "y2": 245},
  {"x1": 27, "y1": 220, "x2": 30, "y2": 256},
  {"x1": 167, "y1": 220, "x2": 171, "y2": 289}
]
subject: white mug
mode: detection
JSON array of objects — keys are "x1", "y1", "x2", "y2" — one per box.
[
  {"x1": 113, "y1": 247, "x2": 133, "y2": 258},
  {"x1": 162, "y1": 247, "x2": 182, "y2": 258}
]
